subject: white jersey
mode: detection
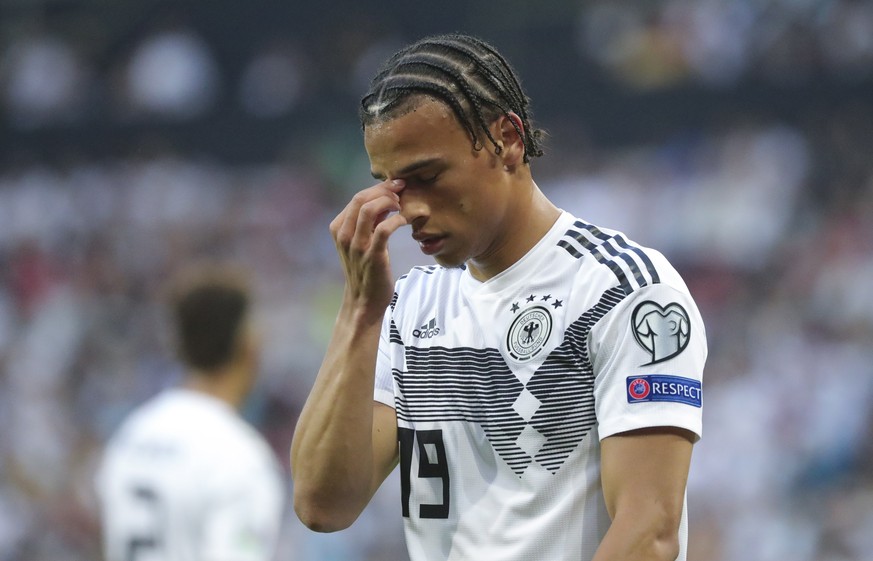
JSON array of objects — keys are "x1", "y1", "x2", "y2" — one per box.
[
  {"x1": 374, "y1": 211, "x2": 706, "y2": 561},
  {"x1": 96, "y1": 388, "x2": 285, "y2": 561}
]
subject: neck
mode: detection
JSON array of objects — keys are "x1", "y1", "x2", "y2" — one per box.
[
  {"x1": 467, "y1": 179, "x2": 561, "y2": 282},
  {"x1": 183, "y1": 365, "x2": 250, "y2": 409}
]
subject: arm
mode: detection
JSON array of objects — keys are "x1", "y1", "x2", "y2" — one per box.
[
  {"x1": 290, "y1": 180, "x2": 407, "y2": 532},
  {"x1": 593, "y1": 426, "x2": 694, "y2": 561}
]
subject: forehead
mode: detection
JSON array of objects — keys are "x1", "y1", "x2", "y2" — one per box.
[{"x1": 364, "y1": 98, "x2": 471, "y2": 175}]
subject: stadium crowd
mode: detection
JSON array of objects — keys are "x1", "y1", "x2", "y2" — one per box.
[{"x1": 1, "y1": 1, "x2": 872, "y2": 560}]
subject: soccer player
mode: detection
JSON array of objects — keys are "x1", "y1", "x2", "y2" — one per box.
[
  {"x1": 96, "y1": 264, "x2": 285, "y2": 561},
  {"x1": 291, "y1": 33, "x2": 706, "y2": 561}
]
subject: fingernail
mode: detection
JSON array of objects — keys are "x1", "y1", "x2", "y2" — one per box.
[{"x1": 392, "y1": 179, "x2": 405, "y2": 188}]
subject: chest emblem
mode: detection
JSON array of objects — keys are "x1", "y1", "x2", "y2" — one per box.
[{"x1": 506, "y1": 305, "x2": 553, "y2": 361}]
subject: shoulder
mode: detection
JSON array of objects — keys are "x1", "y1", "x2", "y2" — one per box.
[
  {"x1": 396, "y1": 264, "x2": 460, "y2": 286},
  {"x1": 393, "y1": 264, "x2": 462, "y2": 304},
  {"x1": 559, "y1": 217, "x2": 687, "y2": 296},
  {"x1": 198, "y1": 404, "x2": 275, "y2": 462},
  {"x1": 553, "y1": 217, "x2": 702, "y2": 348},
  {"x1": 114, "y1": 391, "x2": 276, "y2": 467},
  {"x1": 190, "y1": 406, "x2": 284, "y2": 491},
  {"x1": 104, "y1": 390, "x2": 176, "y2": 444}
]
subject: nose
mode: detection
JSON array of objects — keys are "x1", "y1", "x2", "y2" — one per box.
[{"x1": 398, "y1": 188, "x2": 428, "y2": 229}]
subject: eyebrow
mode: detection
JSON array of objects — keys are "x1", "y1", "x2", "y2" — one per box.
[{"x1": 371, "y1": 158, "x2": 443, "y2": 180}]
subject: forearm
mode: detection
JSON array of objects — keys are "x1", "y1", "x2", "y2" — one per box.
[
  {"x1": 290, "y1": 302, "x2": 383, "y2": 530},
  {"x1": 592, "y1": 510, "x2": 680, "y2": 561}
]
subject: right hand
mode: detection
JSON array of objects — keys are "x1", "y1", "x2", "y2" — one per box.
[{"x1": 329, "y1": 179, "x2": 408, "y2": 319}]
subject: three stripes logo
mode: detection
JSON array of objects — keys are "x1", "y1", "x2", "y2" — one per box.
[
  {"x1": 557, "y1": 220, "x2": 660, "y2": 295},
  {"x1": 413, "y1": 318, "x2": 440, "y2": 339}
]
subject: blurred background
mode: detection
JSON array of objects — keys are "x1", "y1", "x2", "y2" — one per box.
[{"x1": 1, "y1": 0, "x2": 872, "y2": 560}]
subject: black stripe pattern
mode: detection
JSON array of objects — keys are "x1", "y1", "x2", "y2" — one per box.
[
  {"x1": 394, "y1": 287, "x2": 628, "y2": 476},
  {"x1": 389, "y1": 319, "x2": 403, "y2": 345},
  {"x1": 412, "y1": 265, "x2": 440, "y2": 275},
  {"x1": 558, "y1": 220, "x2": 660, "y2": 294}
]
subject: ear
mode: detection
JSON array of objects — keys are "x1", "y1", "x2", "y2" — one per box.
[{"x1": 493, "y1": 112, "x2": 526, "y2": 170}]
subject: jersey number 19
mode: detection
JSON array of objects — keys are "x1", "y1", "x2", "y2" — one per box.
[{"x1": 398, "y1": 428, "x2": 450, "y2": 519}]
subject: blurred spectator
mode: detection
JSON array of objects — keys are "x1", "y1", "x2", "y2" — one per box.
[
  {"x1": 818, "y1": 0, "x2": 873, "y2": 79},
  {"x1": 239, "y1": 40, "x2": 306, "y2": 118},
  {"x1": 123, "y1": 27, "x2": 219, "y2": 119},
  {"x1": 1, "y1": 31, "x2": 92, "y2": 129},
  {"x1": 576, "y1": 0, "x2": 873, "y2": 88}
]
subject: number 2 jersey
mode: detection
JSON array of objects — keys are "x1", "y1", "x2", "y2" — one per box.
[
  {"x1": 95, "y1": 388, "x2": 285, "y2": 561},
  {"x1": 374, "y1": 211, "x2": 707, "y2": 561}
]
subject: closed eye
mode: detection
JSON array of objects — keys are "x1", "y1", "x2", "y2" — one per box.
[{"x1": 416, "y1": 173, "x2": 440, "y2": 185}]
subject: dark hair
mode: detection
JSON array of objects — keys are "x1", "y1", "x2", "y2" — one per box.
[
  {"x1": 360, "y1": 33, "x2": 544, "y2": 162},
  {"x1": 168, "y1": 264, "x2": 250, "y2": 373}
]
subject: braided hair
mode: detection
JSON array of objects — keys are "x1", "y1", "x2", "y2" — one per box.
[{"x1": 360, "y1": 33, "x2": 545, "y2": 162}]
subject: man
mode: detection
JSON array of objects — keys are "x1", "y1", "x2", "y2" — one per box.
[
  {"x1": 96, "y1": 263, "x2": 285, "y2": 561},
  {"x1": 291, "y1": 33, "x2": 706, "y2": 561}
]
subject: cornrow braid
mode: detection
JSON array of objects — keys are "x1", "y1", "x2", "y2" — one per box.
[
  {"x1": 360, "y1": 33, "x2": 545, "y2": 162},
  {"x1": 427, "y1": 38, "x2": 529, "y2": 124}
]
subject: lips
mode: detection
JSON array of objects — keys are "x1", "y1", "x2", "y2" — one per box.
[{"x1": 412, "y1": 232, "x2": 446, "y2": 255}]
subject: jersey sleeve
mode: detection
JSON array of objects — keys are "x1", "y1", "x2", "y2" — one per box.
[
  {"x1": 590, "y1": 282, "x2": 707, "y2": 441},
  {"x1": 201, "y1": 452, "x2": 285, "y2": 561},
  {"x1": 373, "y1": 304, "x2": 397, "y2": 408}
]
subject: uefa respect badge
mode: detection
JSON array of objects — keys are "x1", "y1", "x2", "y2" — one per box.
[{"x1": 626, "y1": 375, "x2": 701, "y2": 407}]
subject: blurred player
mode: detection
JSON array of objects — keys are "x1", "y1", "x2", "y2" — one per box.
[
  {"x1": 291, "y1": 33, "x2": 707, "y2": 561},
  {"x1": 96, "y1": 263, "x2": 285, "y2": 561}
]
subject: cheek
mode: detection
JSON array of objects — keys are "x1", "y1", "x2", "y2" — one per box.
[
  {"x1": 456, "y1": 195, "x2": 484, "y2": 220},
  {"x1": 443, "y1": 185, "x2": 473, "y2": 214}
]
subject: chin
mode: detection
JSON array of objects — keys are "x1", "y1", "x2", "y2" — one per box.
[{"x1": 432, "y1": 254, "x2": 466, "y2": 269}]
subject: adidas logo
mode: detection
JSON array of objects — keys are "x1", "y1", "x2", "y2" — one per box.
[{"x1": 413, "y1": 318, "x2": 440, "y2": 339}]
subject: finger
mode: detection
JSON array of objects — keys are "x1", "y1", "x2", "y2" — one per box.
[
  {"x1": 351, "y1": 196, "x2": 402, "y2": 254},
  {"x1": 334, "y1": 180, "x2": 403, "y2": 245},
  {"x1": 370, "y1": 213, "x2": 408, "y2": 256},
  {"x1": 385, "y1": 178, "x2": 405, "y2": 194}
]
